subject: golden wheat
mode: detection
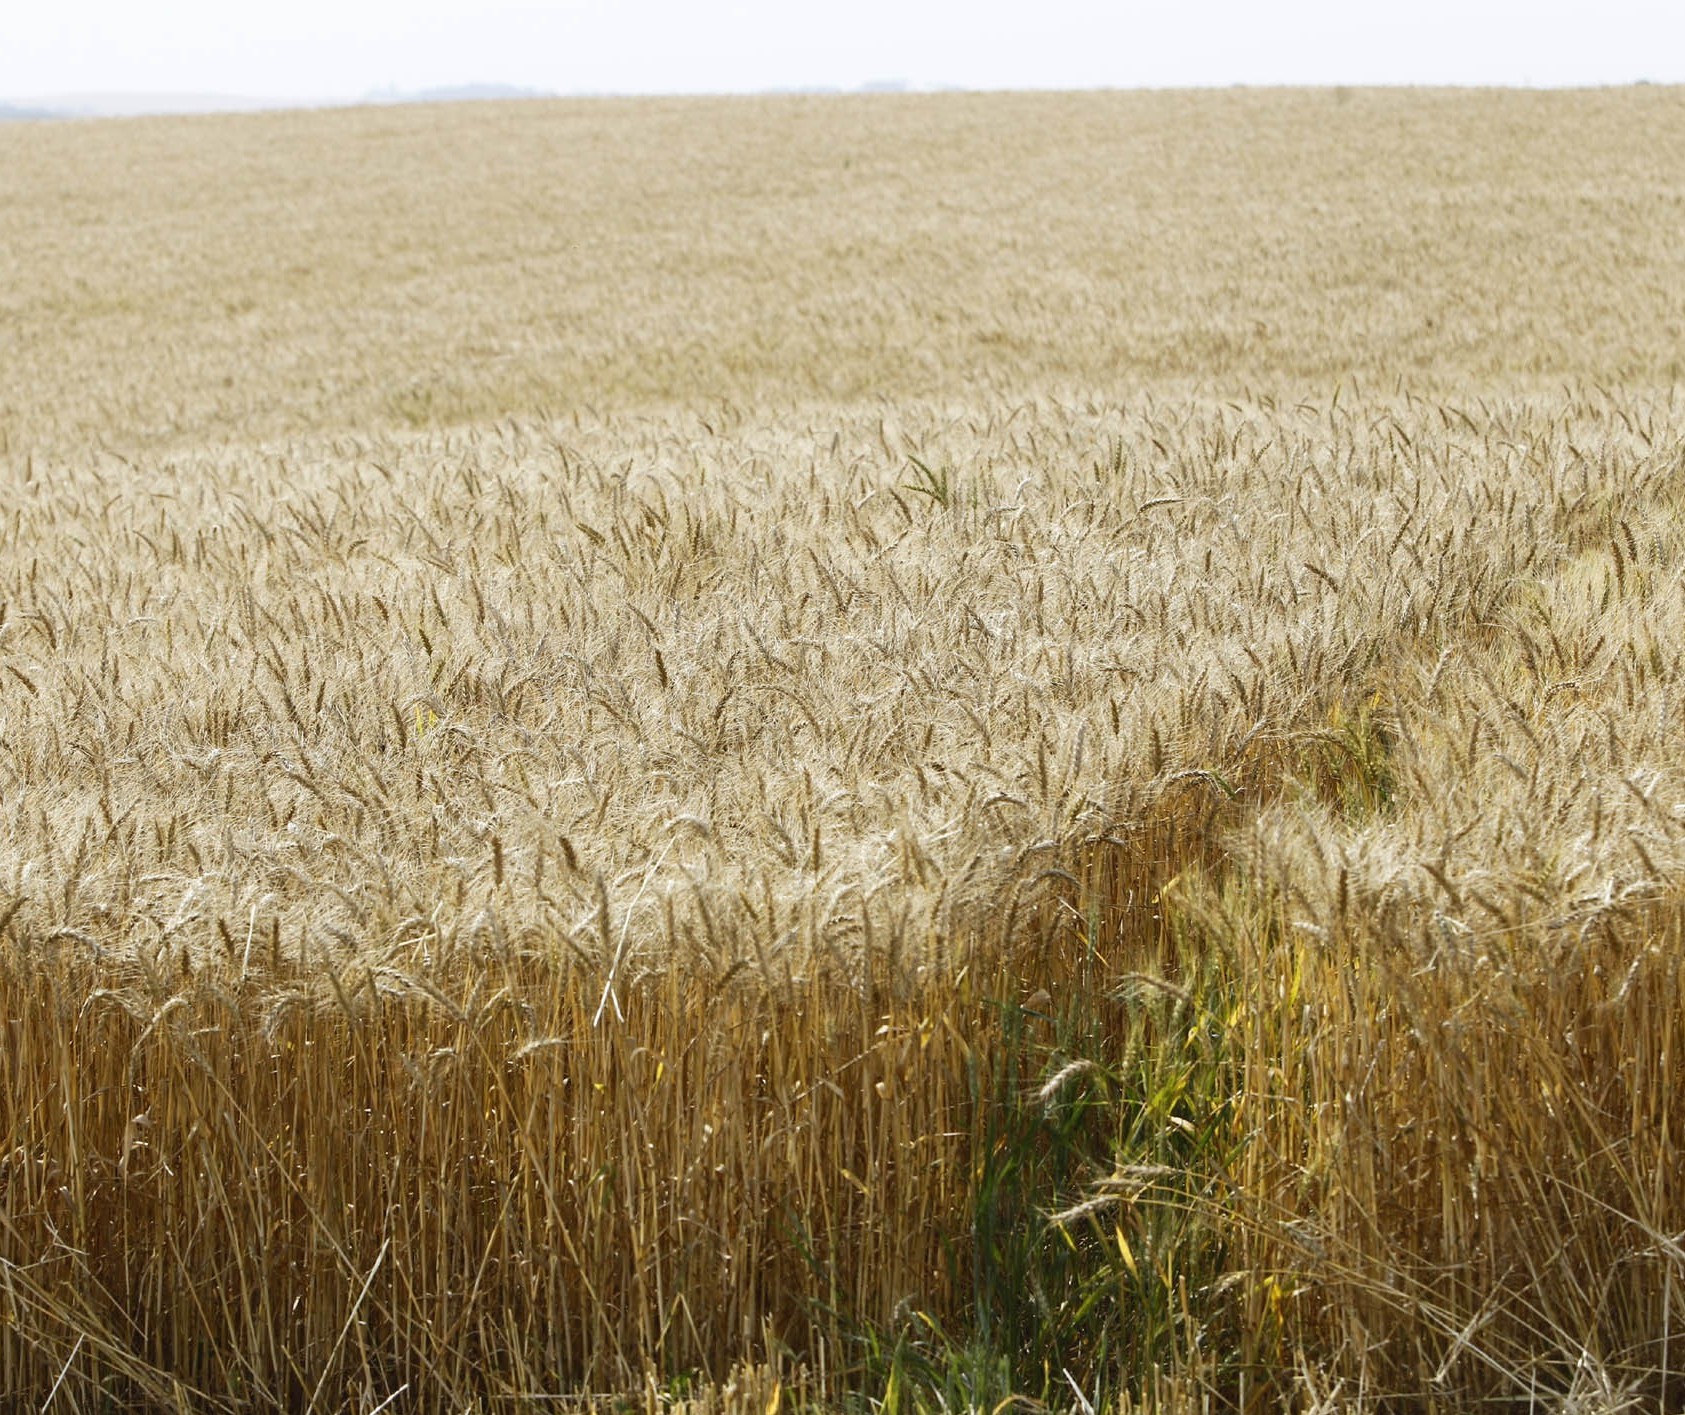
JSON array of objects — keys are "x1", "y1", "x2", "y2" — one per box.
[{"x1": 2, "y1": 87, "x2": 1685, "y2": 1412}]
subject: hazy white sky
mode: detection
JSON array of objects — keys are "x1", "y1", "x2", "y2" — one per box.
[{"x1": 6, "y1": 0, "x2": 1684, "y2": 102}]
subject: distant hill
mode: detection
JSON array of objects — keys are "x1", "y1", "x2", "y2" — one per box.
[
  {"x1": 0, "y1": 87, "x2": 551, "y2": 121},
  {"x1": 5, "y1": 92, "x2": 308, "y2": 119},
  {"x1": 0, "y1": 80, "x2": 955, "y2": 124},
  {"x1": 0, "y1": 103, "x2": 67, "y2": 121},
  {"x1": 363, "y1": 83, "x2": 553, "y2": 105}
]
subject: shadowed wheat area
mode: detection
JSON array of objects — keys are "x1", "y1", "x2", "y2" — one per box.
[{"x1": 3, "y1": 88, "x2": 1685, "y2": 1413}]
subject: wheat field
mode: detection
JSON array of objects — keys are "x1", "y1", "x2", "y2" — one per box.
[{"x1": 3, "y1": 87, "x2": 1685, "y2": 1412}]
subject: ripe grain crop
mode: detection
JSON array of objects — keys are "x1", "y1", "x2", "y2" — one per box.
[{"x1": 3, "y1": 87, "x2": 1685, "y2": 1412}]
